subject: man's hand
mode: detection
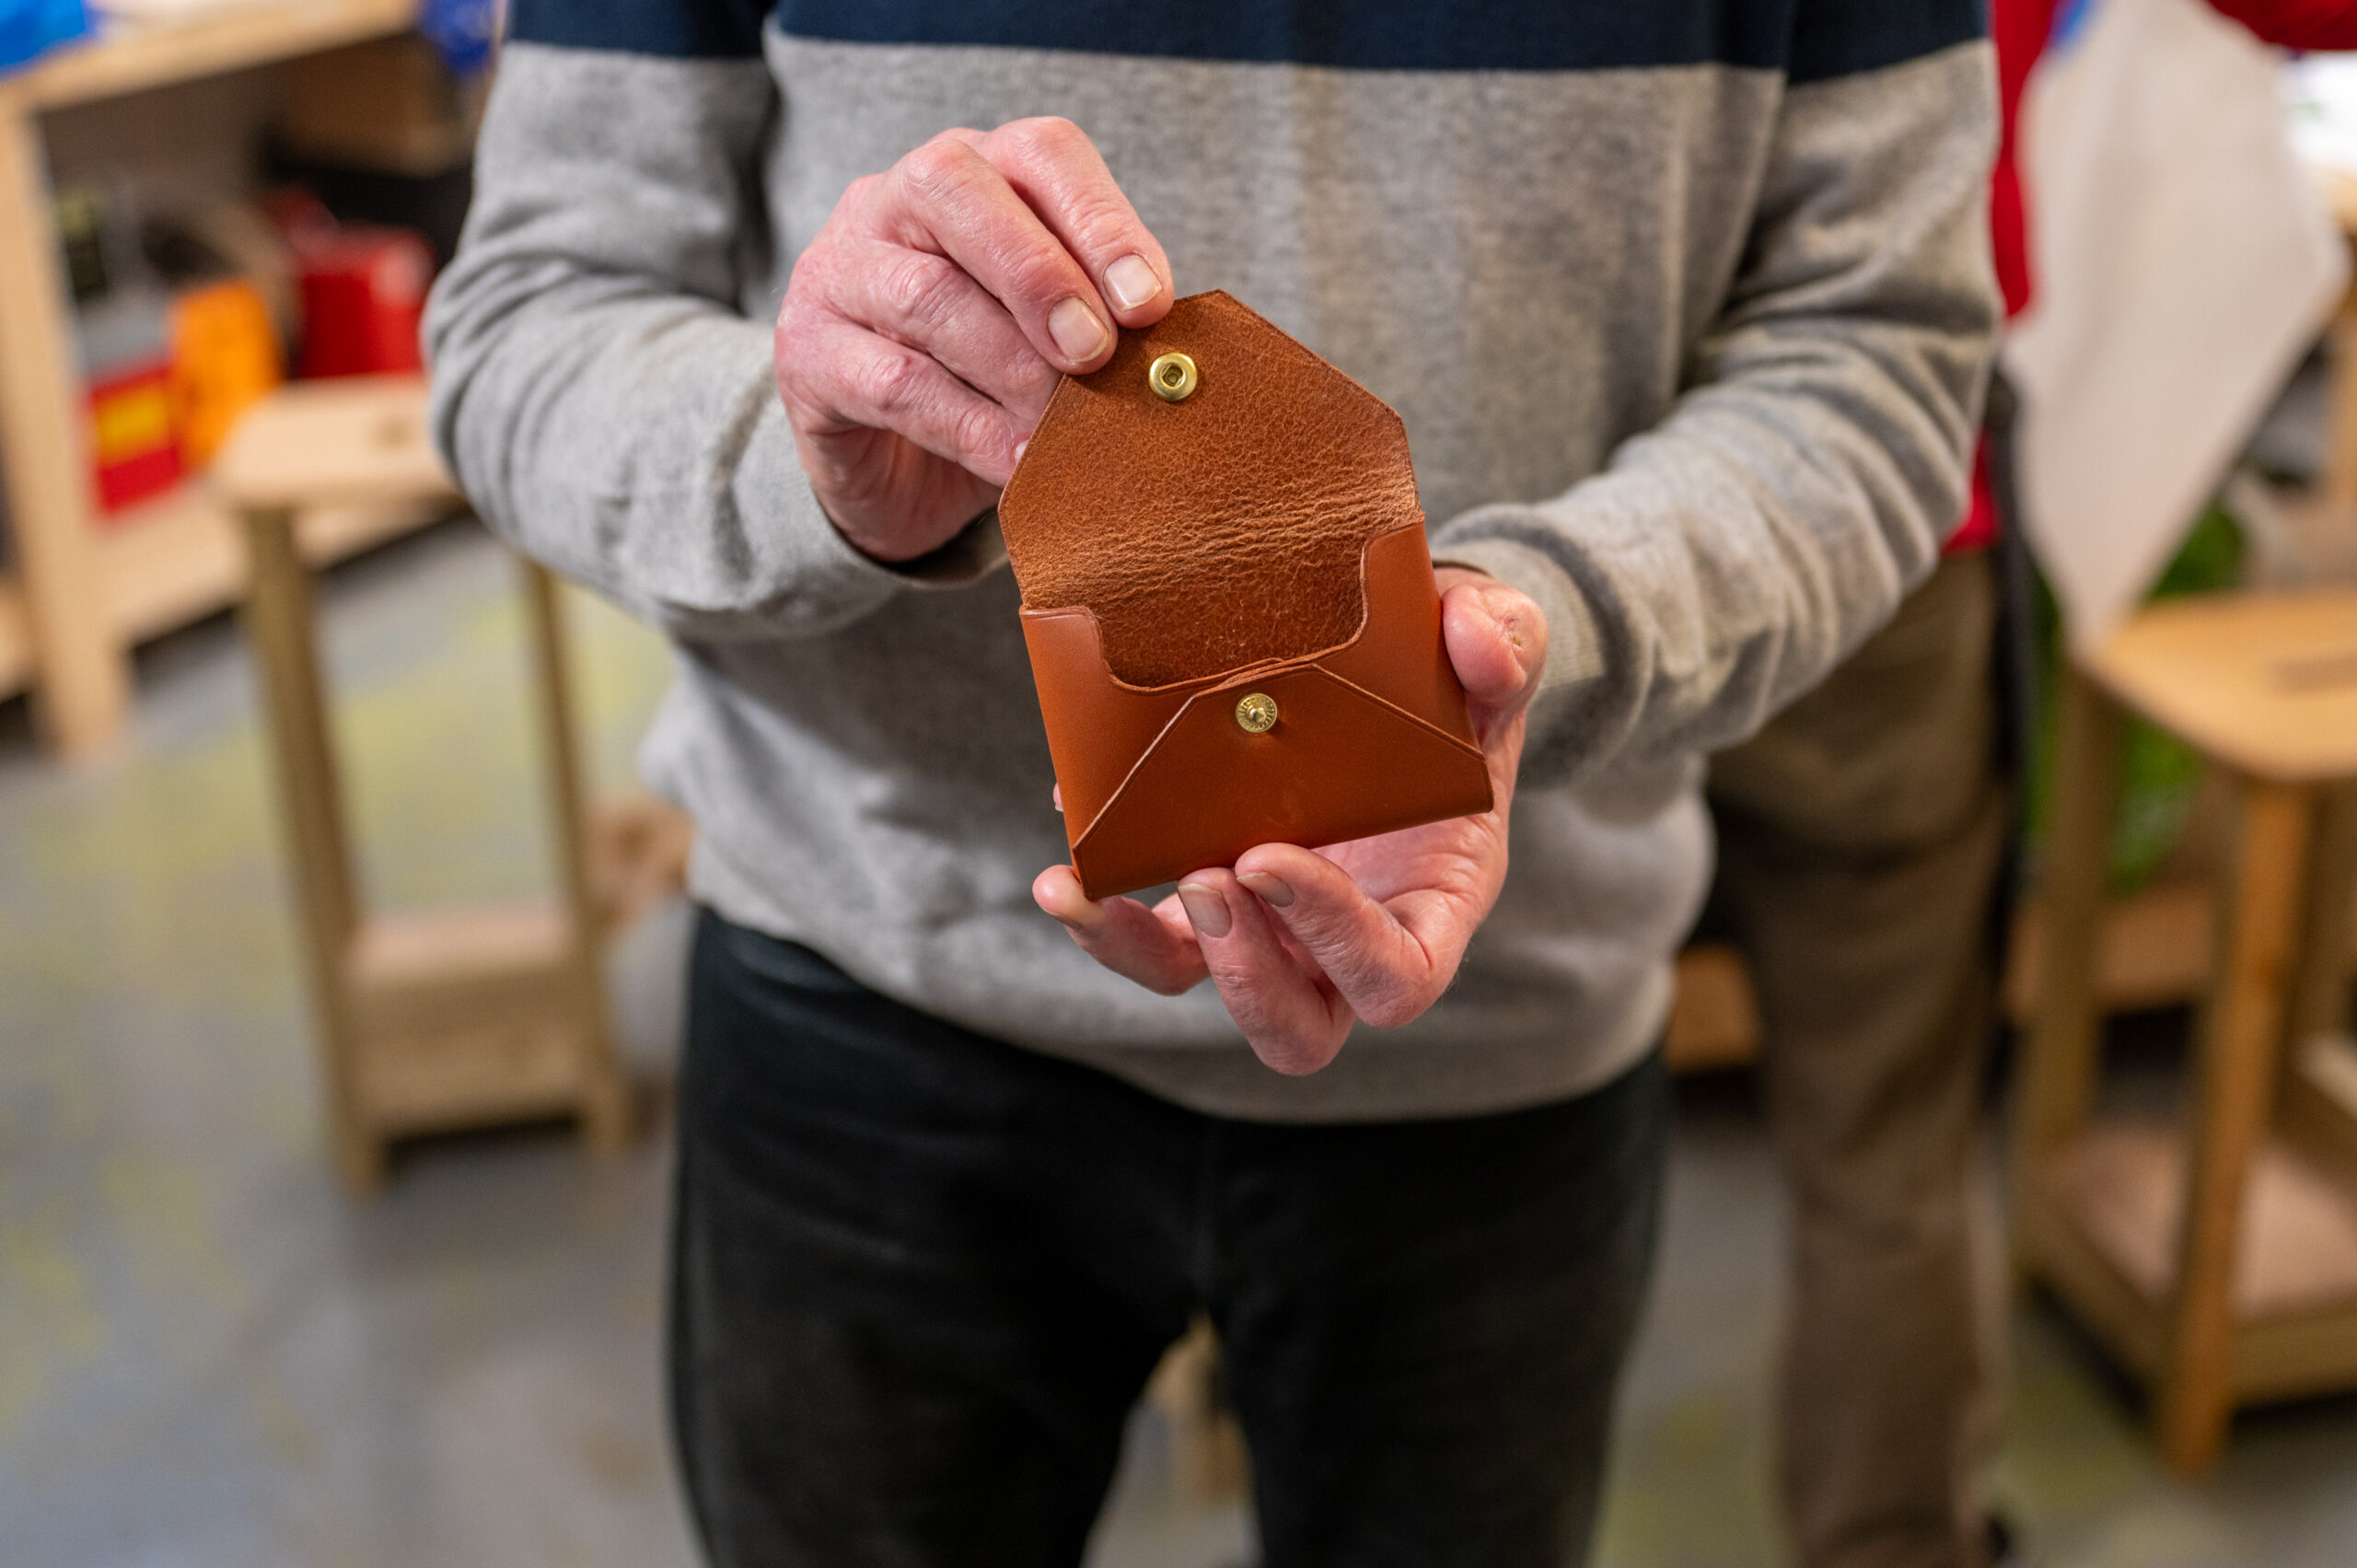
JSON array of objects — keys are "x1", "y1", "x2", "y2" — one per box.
[
  {"x1": 775, "y1": 118, "x2": 1175, "y2": 563},
  {"x1": 1033, "y1": 570, "x2": 1546, "y2": 1075}
]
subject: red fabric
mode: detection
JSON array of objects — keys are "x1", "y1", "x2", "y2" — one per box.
[
  {"x1": 1987, "y1": 0, "x2": 2061, "y2": 321},
  {"x1": 2206, "y1": 0, "x2": 2357, "y2": 52},
  {"x1": 1956, "y1": 0, "x2": 2357, "y2": 551},
  {"x1": 1951, "y1": 441, "x2": 2001, "y2": 552},
  {"x1": 1990, "y1": 0, "x2": 2357, "y2": 324}
]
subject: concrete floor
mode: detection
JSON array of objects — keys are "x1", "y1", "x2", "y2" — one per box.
[{"x1": 4, "y1": 519, "x2": 2355, "y2": 1568}]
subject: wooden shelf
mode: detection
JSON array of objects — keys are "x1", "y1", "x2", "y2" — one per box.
[
  {"x1": 0, "y1": 479, "x2": 450, "y2": 707},
  {"x1": 0, "y1": 1, "x2": 425, "y2": 749},
  {"x1": 0, "y1": 0, "x2": 418, "y2": 113},
  {"x1": 97, "y1": 476, "x2": 454, "y2": 646},
  {"x1": 0, "y1": 482, "x2": 451, "y2": 704},
  {"x1": 2004, "y1": 876, "x2": 2357, "y2": 1028},
  {"x1": 2047, "y1": 1124, "x2": 2357, "y2": 1322},
  {"x1": 2037, "y1": 1114, "x2": 2357, "y2": 1405},
  {"x1": 344, "y1": 902, "x2": 596, "y2": 1135},
  {"x1": 99, "y1": 484, "x2": 250, "y2": 644},
  {"x1": 1663, "y1": 944, "x2": 1762, "y2": 1073},
  {"x1": 2029, "y1": 1037, "x2": 2357, "y2": 1411},
  {"x1": 1664, "y1": 877, "x2": 2356, "y2": 1076}
]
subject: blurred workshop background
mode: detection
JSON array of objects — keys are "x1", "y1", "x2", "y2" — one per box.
[{"x1": 4, "y1": 2, "x2": 2357, "y2": 1566}]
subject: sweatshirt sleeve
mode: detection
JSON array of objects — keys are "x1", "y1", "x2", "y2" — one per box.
[
  {"x1": 424, "y1": 12, "x2": 994, "y2": 643},
  {"x1": 1428, "y1": 38, "x2": 2001, "y2": 787}
]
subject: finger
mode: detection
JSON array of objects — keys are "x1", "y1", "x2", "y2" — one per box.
[
  {"x1": 1440, "y1": 577, "x2": 1548, "y2": 720},
  {"x1": 875, "y1": 132, "x2": 1121, "y2": 374},
  {"x1": 787, "y1": 319, "x2": 1028, "y2": 485},
  {"x1": 1176, "y1": 869, "x2": 1353, "y2": 1075},
  {"x1": 1231, "y1": 843, "x2": 1464, "y2": 1029},
  {"x1": 949, "y1": 119, "x2": 1174, "y2": 328},
  {"x1": 1034, "y1": 865, "x2": 1205, "y2": 995},
  {"x1": 825, "y1": 236, "x2": 1062, "y2": 425}
]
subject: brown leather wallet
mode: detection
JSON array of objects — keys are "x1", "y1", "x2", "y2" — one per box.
[{"x1": 998, "y1": 290, "x2": 1492, "y2": 900}]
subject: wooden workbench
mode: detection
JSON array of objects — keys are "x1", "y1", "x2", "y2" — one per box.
[{"x1": 0, "y1": 0, "x2": 430, "y2": 755}]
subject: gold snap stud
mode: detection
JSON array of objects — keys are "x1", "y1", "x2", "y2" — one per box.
[
  {"x1": 1148, "y1": 351, "x2": 1198, "y2": 402},
  {"x1": 1234, "y1": 691, "x2": 1279, "y2": 734}
]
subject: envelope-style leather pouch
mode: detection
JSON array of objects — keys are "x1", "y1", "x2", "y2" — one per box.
[{"x1": 998, "y1": 290, "x2": 1492, "y2": 900}]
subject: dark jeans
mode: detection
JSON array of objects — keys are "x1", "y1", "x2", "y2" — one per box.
[{"x1": 670, "y1": 910, "x2": 1668, "y2": 1568}]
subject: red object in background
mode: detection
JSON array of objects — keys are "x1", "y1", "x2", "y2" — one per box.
[
  {"x1": 289, "y1": 225, "x2": 432, "y2": 378},
  {"x1": 1988, "y1": 0, "x2": 2357, "y2": 328},
  {"x1": 1956, "y1": 0, "x2": 2357, "y2": 552},
  {"x1": 87, "y1": 358, "x2": 183, "y2": 516}
]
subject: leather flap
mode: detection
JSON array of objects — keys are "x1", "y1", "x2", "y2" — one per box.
[
  {"x1": 1023, "y1": 523, "x2": 1475, "y2": 841},
  {"x1": 999, "y1": 290, "x2": 1422, "y2": 690},
  {"x1": 1070, "y1": 666, "x2": 1492, "y2": 900}
]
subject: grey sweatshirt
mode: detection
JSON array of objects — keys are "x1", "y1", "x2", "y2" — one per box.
[{"x1": 425, "y1": 1, "x2": 1999, "y2": 1121}]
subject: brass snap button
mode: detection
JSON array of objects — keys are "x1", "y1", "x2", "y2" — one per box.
[
  {"x1": 1234, "y1": 691, "x2": 1279, "y2": 734},
  {"x1": 1148, "y1": 351, "x2": 1198, "y2": 402}
]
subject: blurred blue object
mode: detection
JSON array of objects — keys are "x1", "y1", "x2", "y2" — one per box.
[
  {"x1": 420, "y1": 0, "x2": 498, "y2": 75},
  {"x1": 2050, "y1": 0, "x2": 2096, "y2": 51},
  {"x1": 0, "y1": 0, "x2": 91, "y2": 72}
]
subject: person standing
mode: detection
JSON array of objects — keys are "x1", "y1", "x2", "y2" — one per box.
[
  {"x1": 425, "y1": 2, "x2": 1999, "y2": 1562},
  {"x1": 1710, "y1": 4, "x2": 2357, "y2": 1564}
]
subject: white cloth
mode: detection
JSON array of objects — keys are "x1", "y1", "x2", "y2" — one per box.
[{"x1": 2004, "y1": 0, "x2": 2348, "y2": 649}]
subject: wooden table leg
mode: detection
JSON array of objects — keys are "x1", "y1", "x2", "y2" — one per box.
[
  {"x1": 2158, "y1": 776, "x2": 2316, "y2": 1476},
  {"x1": 2323, "y1": 290, "x2": 2357, "y2": 521},
  {"x1": 239, "y1": 505, "x2": 379, "y2": 1192},
  {"x1": 2288, "y1": 783, "x2": 2357, "y2": 1052},
  {"x1": 2011, "y1": 666, "x2": 2127, "y2": 1275},
  {"x1": 519, "y1": 560, "x2": 631, "y2": 1155},
  {"x1": 0, "y1": 103, "x2": 127, "y2": 753}
]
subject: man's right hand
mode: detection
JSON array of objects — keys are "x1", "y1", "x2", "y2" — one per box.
[{"x1": 774, "y1": 118, "x2": 1175, "y2": 563}]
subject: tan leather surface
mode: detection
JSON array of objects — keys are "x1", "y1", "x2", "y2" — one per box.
[
  {"x1": 1001, "y1": 291, "x2": 1491, "y2": 899},
  {"x1": 1020, "y1": 525, "x2": 1476, "y2": 840},
  {"x1": 1000, "y1": 290, "x2": 1422, "y2": 689},
  {"x1": 1069, "y1": 663, "x2": 1492, "y2": 898}
]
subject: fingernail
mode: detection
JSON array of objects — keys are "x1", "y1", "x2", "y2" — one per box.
[
  {"x1": 1177, "y1": 880, "x2": 1231, "y2": 939},
  {"x1": 1049, "y1": 296, "x2": 1109, "y2": 363},
  {"x1": 1049, "y1": 900, "x2": 1104, "y2": 933},
  {"x1": 1237, "y1": 871, "x2": 1294, "y2": 908},
  {"x1": 1105, "y1": 253, "x2": 1161, "y2": 312}
]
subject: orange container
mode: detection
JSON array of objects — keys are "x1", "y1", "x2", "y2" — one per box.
[{"x1": 169, "y1": 278, "x2": 283, "y2": 470}]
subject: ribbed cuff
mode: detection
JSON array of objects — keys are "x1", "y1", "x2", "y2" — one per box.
[{"x1": 1426, "y1": 534, "x2": 1605, "y2": 694}]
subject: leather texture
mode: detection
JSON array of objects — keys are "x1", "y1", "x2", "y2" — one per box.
[{"x1": 999, "y1": 291, "x2": 1492, "y2": 899}]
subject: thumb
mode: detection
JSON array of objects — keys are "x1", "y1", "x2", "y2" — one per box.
[{"x1": 1439, "y1": 575, "x2": 1546, "y2": 717}]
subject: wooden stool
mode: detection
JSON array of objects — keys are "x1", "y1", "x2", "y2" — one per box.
[
  {"x1": 2011, "y1": 586, "x2": 2357, "y2": 1475},
  {"x1": 216, "y1": 375, "x2": 632, "y2": 1191}
]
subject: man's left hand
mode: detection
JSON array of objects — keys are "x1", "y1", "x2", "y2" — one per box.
[{"x1": 1032, "y1": 569, "x2": 1546, "y2": 1075}]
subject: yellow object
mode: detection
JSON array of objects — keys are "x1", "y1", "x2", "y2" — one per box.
[
  {"x1": 90, "y1": 377, "x2": 171, "y2": 463},
  {"x1": 169, "y1": 279, "x2": 284, "y2": 469},
  {"x1": 1233, "y1": 691, "x2": 1278, "y2": 734},
  {"x1": 1148, "y1": 350, "x2": 1198, "y2": 402}
]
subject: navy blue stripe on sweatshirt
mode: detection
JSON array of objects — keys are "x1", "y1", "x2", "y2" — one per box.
[
  {"x1": 508, "y1": 0, "x2": 771, "y2": 58},
  {"x1": 775, "y1": 0, "x2": 1983, "y2": 82},
  {"x1": 509, "y1": 0, "x2": 1983, "y2": 83}
]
